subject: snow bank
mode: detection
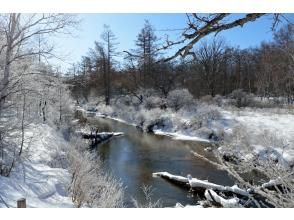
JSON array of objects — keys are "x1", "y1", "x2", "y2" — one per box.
[
  {"x1": 82, "y1": 102, "x2": 226, "y2": 144},
  {"x1": 153, "y1": 130, "x2": 210, "y2": 143},
  {"x1": 222, "y1": 109, "x2": 294, "y2": 168},
  {"x1": 0, "y1": 123, "x2": 74, "y2": 208}
]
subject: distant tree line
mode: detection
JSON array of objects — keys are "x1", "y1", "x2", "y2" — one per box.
[{"x1": 68, "y1": 20, "x2": 294, "y2": 105}]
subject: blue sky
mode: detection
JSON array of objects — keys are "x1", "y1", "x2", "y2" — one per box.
[{"x1": 52, "y1": 13, "x2": 293, "y2": 70}]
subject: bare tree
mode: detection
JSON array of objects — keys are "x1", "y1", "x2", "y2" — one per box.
[
  {"x1": 135, "y1": 20, "x2": 158, "y2": 88},
  {"x1": 100, "y1": 25, "x2": 119, "y2": 105},
  {"x1": 193, "y1": 38, "x2": 226, "y2": 96}
]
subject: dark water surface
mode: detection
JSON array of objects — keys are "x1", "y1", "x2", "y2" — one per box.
[{"x1": 88, "y1": 117, "x2": 234, "y2": 207}]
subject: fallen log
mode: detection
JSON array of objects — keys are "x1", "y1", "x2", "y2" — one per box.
[
  {"x1": 78, "y1": 131, "x2": 123, "y2": 139},
  {"x1": 76, "y1": 131, "x2": 124, "y2": 146},
  {"x1": 152, "y1": 172, "x2": 190, "y2": 188},
  {"x1": 153, "y1": 172, "x2": 249, "y2": 197},
  {"x1": 204, "y1": 189, "x2": 241, "y2": 208}
]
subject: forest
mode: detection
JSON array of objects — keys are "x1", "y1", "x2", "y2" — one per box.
[
  {"x1": 70, "y1": 20, "x2": 294, "y2": 105},
  {"x1": 0, "y1": 13, "x2": 294, "y2": 208}
]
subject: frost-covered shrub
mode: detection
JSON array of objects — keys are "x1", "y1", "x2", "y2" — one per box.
[
  {"x1": 212, "y1": 94, "x2": 224, "y2": 107},
  {"x1": 218, "y1": 125, "x2": 294, "y2": 207},
  {"x1": 211, "y1": 123, "x2": 225, "y2": 142},
  {"x1": 247, "y1": 97, "x2": 283, "y2": 109},
  {"x1": 97, "y1": 104, "x2": 114, "y2": 116},
  {"x1": 68, "y1": 138, "x2": 124, "y2": 208},
  {"x1": 131, "y1": 185, "x2": 161, "y2": 208},
  {"x1": 142, "y1": 88, "x2": 157, "y2": 97},
  {"x1": 143, "y1": 96, "x2": 163, "y2": 110},
  {"x1": 116, "y1": 105, "x2": 137, "y2": 123},
  {"x1": 197, "y1": 104, "x2": 221, "y2": 121},
  {"x1": 196, "y1": 127, "x2": 215, "y2": 139},
  {"x1": 147, "y1": 116, "x2": 173, "y2": 132},
  {"x1": 137, "y1": 108, "x2": 172, "y2": 132},
  {"x1": 167, "y1": 89, "x2": 194, "y2": 111},
  {"x1": 114, "y1": 96, "x2": 132, "y2": 106},
  {"x1": 229, "y1": 89, "x2": 254, "y2": 108},
  {"x1": 189, "y1": 117, "x2": 203, "y2": 130},
  {"x1": 200, "y1": 95, "x2": 213, "y2": 103},
  {"x1": 0, "y1": 139, "x2": 18, "y2": 177}
]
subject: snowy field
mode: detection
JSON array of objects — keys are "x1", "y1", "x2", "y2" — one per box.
[
  {"x1": 224, "y1": 108, "x2": 294, "y2": 145},
  {"x1": 0, "y1": 124, "x2": 73, "y2": 208},
  {"x1": 222, "y1": 108, "x2": 294, "y2": 168}
]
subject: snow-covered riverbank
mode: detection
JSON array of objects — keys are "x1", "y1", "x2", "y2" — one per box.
[
  {"x1": 80, "y1": 102, "x2": 294, "y2": 169},
  {"x1": 0, "y1": 124, "x2": 74, "y2": 208},
  {"x1": 221, "y1": 108, "x2": 294, "y2": 169},
  {"x1": 78, "y1": 104, "x2": 226, "y2": 144}
]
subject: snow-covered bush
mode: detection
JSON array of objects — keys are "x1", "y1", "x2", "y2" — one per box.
[
  {"x1": 217, "y1": 125, "x2": 294, "y2": 207},
  {"x1": 197, "y1": 104, "x2": 221, "y2": 123},
  {"x1": 141, "y1": 88, "x2": 158, "y2": 98},
  {"x1": 115, "y1": 105, "x2": 137, "y2": 123},
  {"x1": 137, "y1": 108, "x2": 173, "y2": 132},
  {"x1": 97, "y1": 104, "x2": 114, "y2": 116},
  {"x1": 167, "y1": 89, "x2": 194, "y2": 111},
  {"x1": 143, "y1": 96, "x2": 164, "y2": 110},
  {"x1": 68, "y1": 138, "x2": 124, "y2": 208},
  {"x1": 131, "y1": 185, "x2": 161, "y2": 208},
  {"x1": 200, "y1": 95, "x2": 213, "y2": 103},
  {"x1": 113, "y1": 96, "x2": 133, "y2": 106},
  {"x1": 196, "y1": 127, "x2": 215, "y2": 140},
  {"x1": 0, "y1": 138, "x2": 18, "y2": 177},
  {"x1": 212, "y1": 94, "x2": 224, "y2": 107},
  {"x1": 229, "y1": 89, "x2": 254, "y2": 108}
]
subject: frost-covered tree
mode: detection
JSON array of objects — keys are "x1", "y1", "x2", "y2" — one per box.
[
  {"x1": 167, "y1": 89, "x2": 194, "y2": 111},
  {"x1": 0, "y1": 13, "x2": 78, "y2": 176}
]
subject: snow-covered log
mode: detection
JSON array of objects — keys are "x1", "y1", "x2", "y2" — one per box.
[
  {"x1": 78, "y1": 131, "x2": 123, "y2": 139},
  {"x1": 188, "y1": 174, "x2": 249, "y2": 197},
  {"x1": 152, "y1": 172, "x2": 190, "y2": 188},
  {"x1": 76, "y1": 131, "x2": 124, "y2": 146},
  {"x1": 153, "y1": 172, "x2": 249, "y2": 197},
  {"x1": 204, "y1": 189, "x2": 241, "y2": 208}
]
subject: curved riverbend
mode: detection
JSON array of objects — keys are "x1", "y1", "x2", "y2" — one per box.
[{"x1": 88, "y1": 117, "x2": 234, "y2": 207}]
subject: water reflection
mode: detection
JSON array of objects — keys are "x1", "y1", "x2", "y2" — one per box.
[{"x1": 88, "y1": 117, "x2": 234, "y2": 207}]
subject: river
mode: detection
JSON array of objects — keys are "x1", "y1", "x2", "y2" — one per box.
[{"x1": 87, "y1": 117, "x2": 234, "y2": 207}]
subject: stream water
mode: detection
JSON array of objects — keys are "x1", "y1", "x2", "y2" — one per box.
[{"x1": 88, "y1": 117, "x2": 234, "y2": 207}]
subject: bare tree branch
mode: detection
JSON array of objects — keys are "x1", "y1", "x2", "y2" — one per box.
[{"x1": 163, "y1": 13, "x2": 267, "y2": 62}]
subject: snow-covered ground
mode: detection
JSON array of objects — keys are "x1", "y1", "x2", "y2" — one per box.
[
  {"x1": 221, "y1": 108, "x2": 294, "y2": 168},
  {"x1": 0, "y1": 123, "x2": 74, "y2": 208},
  {"x1": 224, "y1": 108, "x2": 294, "y2": 144}
]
